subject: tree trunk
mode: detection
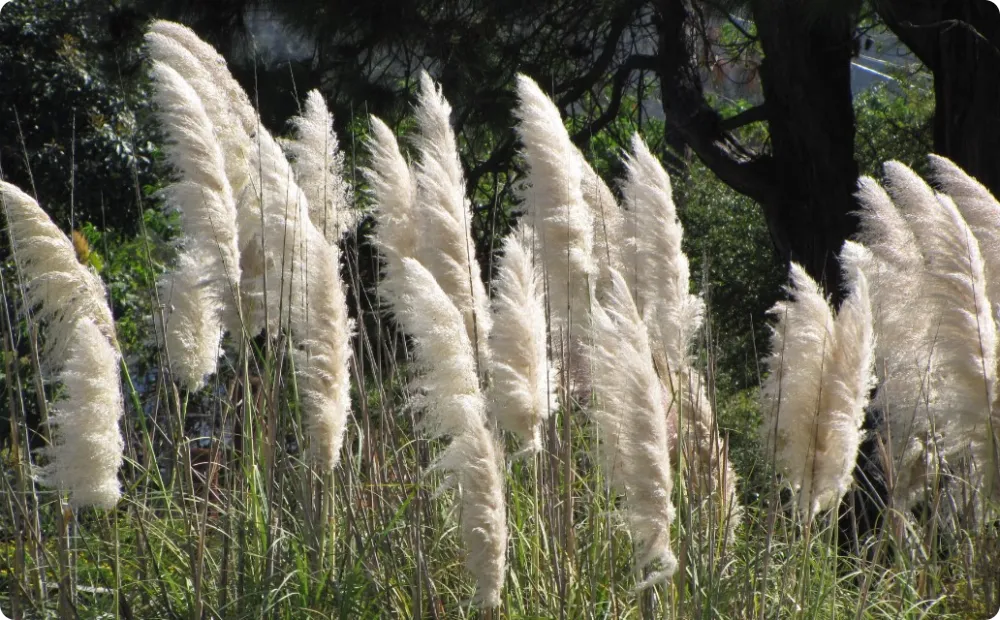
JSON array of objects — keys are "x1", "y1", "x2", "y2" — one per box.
[
  {"x1": 878, "y1": 1, "x2": 1000, "y2": 196},
  {"x1": 655, "y1": 0, "x2": 862, "y2": 299},
  {"x1": 751, "y1": 0, "x2": 862, "y2": 295}
]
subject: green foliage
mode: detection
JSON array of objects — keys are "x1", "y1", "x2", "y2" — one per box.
[
  {"x1": 0, "y1": 0, "x2": 156, "y2": 235},
  {"x1": 854, "y1": 79, "x2": 934, "y2": 178}
]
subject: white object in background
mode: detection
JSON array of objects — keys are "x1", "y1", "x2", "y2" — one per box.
[
  {"x1": 987, "y1": 0, "x2": 1000, "y2": 12},
  {"x1": 0, "y1": 602, "x2": 10, "y2": 620},
  {"x1": 989, "y1": 605, "x2": 1000, "y2": 620},
  {"x1": 0, "y1": 0, "x2": 13, "y2": 15}
]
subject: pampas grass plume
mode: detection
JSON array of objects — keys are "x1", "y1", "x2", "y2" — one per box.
[
  {"x1": 412, "y1": 72, "x2": 492, "y2": 362},
  {"x1": 149, "y1": 60, "x2": 241, "y2": 389},
  {"x1": 513, "y1": 74, "x2": 595, "y2": 347},
  {"x1": 1, "y1": 182, "x2": 123, "y2": 508},
  {"x1": 488, "y1": 223, "x2": 556, "y2": 453},
  {"x1": 761, "y1": 249, "x2": 875, "y2": 519},
  {"x1": 365, "y1": 115, "x2": 420, "y2": 304},
  {"x1": 587, "y1": 268, "x2": 677, "y2": 586},
  {"x1": 393, "y1": 258, "x2": 507, "y2": 606},
  {"x1": 623, "y1": 133, "x2": 703, "y2": 376},
  {"x1": 885, "y1": 162, "x2": 996, "y2": 459},
  {"x1": 285, "y1": 90, "x2": 357, "y2": 242}
]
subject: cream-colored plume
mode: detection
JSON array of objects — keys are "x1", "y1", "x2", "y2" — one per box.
[
  {"x1": 285, "y1": 90, "x2": 357, "y2": 242},
  {"x1": 149, "y1": 60, "x2": 241, "y2": 389},
  {"x1": 586, "y1": 268, "x2": 677, "y2": 587},
  {"x1": 1, "y1": 182, "x2": 123, "y2": 508},
  {"x1": 292, "y1": 224, "x2": 355, "y2": 470},
  {"x1": 930, "y1": 155, "x2": 1000, "y2": 312},
  {"x1": 237, "y1": 89, "x2": 353, "y2": 470},
  {"x1": 365, "y1": 116, "x2": 420, "y2": 305},
  {"x1": 488, "y1": 223, "x2": 556, "y2": 453},
  {"x1": 621, "y1": 134, "x2": 739, "y2": 527},
  {"x1": 513, "y1": 75, "x2": 595, "y2": 356},
  {"x1": 622, "y1": 134, "x2": 703, "y2": 378},
  {"x1": 144, "y1": 27, "x2": 251, "y2": 199},
  {"x1": 761, "y1": 250, "x2": 875, "y2": 520},
  {"x1": 578, "y1": 150, "x2": 625, "y2": 289},
  {"x1": 885, "y1": 163, "x2": 996, "y2": 462},
  {"x1": 146, "y1": 20, "x2": 257, "y2": 138},
  {"x1": 853, "y1": 174, "x2": 936, "y2": 505},
  {"x1": 390, "y1": 258, "x2": 507, "y2": 607},
  {"x1": 929, "y1": 155, "x2": 1000, "y2": 493},
  {"x1": 148, "y1": 22, "x2": 354, "y2": 468},
  {"x1": 412, "y1": 72, "x2": 492, "y2": 364}
]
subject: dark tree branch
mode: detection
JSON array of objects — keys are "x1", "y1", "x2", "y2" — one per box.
[
  {"x1": 654, "y1": 0, "x2": 778, "y2": 208},
  {"x1": 555, "y1": 0, "x2": 644, "y2": 108},
  {"x1": 721, "y1": 103, "x2": 768, "y2": 131},
  {"x1": 569, "y1": 53, "x2": 657, "y2": 146}
]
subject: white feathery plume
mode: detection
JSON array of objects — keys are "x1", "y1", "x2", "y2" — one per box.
[
  {"x1": 281, "y1": 91, "x2": 357, "y2": 471},
  {"x1": 1, "y1": 182, "x2": 123, "y2": 508},
  {"x1": 391, "y1": 258, "x2": 507, "y2": 607},
  {"x1": 146, "y1": 22, "x2": 288, "y2": 339},
  {"x1": 148, "y1": 23, "x2": 354, "y2": 466},
  {"x1": 242, "y1": 104, "x2": 354, "y2": 470},
  {"x1": 293, "y1": 224, "x2": 355, "y2": 470},
  {"x1": 622, "y1": 133, "x2": 703, "y2": 378},
  {"x1": 412, "y1": 72, "x2": 492, "y2": 364},
  {"x1": 929, "y1": 155, "x2": 1000, "y2": 493},
  {"x1": 488, "y1": 223, "x2": 556, "y2": 454},
  {"x1": 761, "y1": 254, "x2": 875, "y2": 520},
  {"x1": 853, "y1": 175, "x2": 936, "y2": 504},
  {"x1": 146, "y1": 20, "x2": 258, "y2": 138},
  {"x1": 159, "y1": 252, "x2": 223, "y2": 389},
  {"x1": 667, "y1": 372, "x2": 742, "y2": 541},
  {"x1": 149, "y1": 60, "x2": 241, "y2": 389},
  {"x1": 144, "y1": 28, "x2": 251, "y2": 199},
  {"x1": 284, "y1": 90, "x2": 358, "y2": 242},
  {"x1": 239, "y1": 116, "x2": 354, "y2": 470},
  {"x1": 578, "y1": 149, "x2": 625, "y2": 288},
  {"x1": 47, "y1": 318, "x2": 126, "y2": 508},
  {"x1": 826, "y1": 241, "x2": 877, "y2": 509},
  {"x1": 586, "y1": 268, "x2": 677, "y2": 587},
  {"x1": 853, "y1": 176, "x2": 929, "y2": 385},
  {"x1": 513, "y1": 75, "x2": 595, "y2": 355},
  {"x1": 1, "y1": 183, "x2": 115, "y2": 357},
  {"x1": 885, "y1": 163, "x2": 996, "y2": 461},
  {"x1": 929, "y1": 154, "x2": 1000, "y2": 312},
  {"x1": 365, "y1": 116, "x2": 420, "y2": 305},
  {"x1": 621, "y1": 134, "x2": 738, "y2": 523}
]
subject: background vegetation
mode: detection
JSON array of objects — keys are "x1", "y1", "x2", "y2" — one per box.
[{"x1": 1, "y1": 1, "x2": 996, "y2": 618}]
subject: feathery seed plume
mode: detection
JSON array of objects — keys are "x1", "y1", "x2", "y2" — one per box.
[
  {"x1": 146, "y1": 20, "x2": 258, "y2": 137},
  {"x1": 1, "y1": 182, "x2": 124, "y2": 507},
  {"x1": 365, "y1": 116, "x2": 420, "y2": 305},
  {"x1": 285, "y1": 90, "x2": 358, "y2": 242},
  {"x1": 885, "y1": 163, "x2": 996, "y2": 462},
  {"x1": 144, "y1": 29, "x2": 251, "y2": 199},
  {"x1": 586, "y1": 269, "x2": 677, "y2": 587},
  {"x1": 513, "y1": 75, "x2": 595, "y2": 358},
  {"x1": 578, "y1": 150, "x2": 625, "y2": 289},
  {"x1": 391, "y1": 258, "x2": 507, "y2": 607},
  {"x1": 488, "y1": 224, "x2": 556, "y2": 453},
  {"x1": 761, "y1": 252, "x2": 875, "y2": 519},
  {"x1": 412, "y1": 72, "x2": 492, "y2": 364},
  {"x1": 929, "y1": 154, "x2": 1000, "y2": 311},
  {"x1": 148, "y1": 22, "x2": 354, "y2": 467},
  {"x1": 149, "y1": 60, "x2": 241, "y2": 389},
  {"x1": 622, "y1": 134, "x2": 703, "y2": 377},
  {"x1": 853, "y1": 174, "x2": 936, "y2": 504},
  {"x1": 929, "y1": 155, "x2": 1000, "y2": 493},
  {"x1": 622, "y1": 134, "x2": 739, "y2": 526}
]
